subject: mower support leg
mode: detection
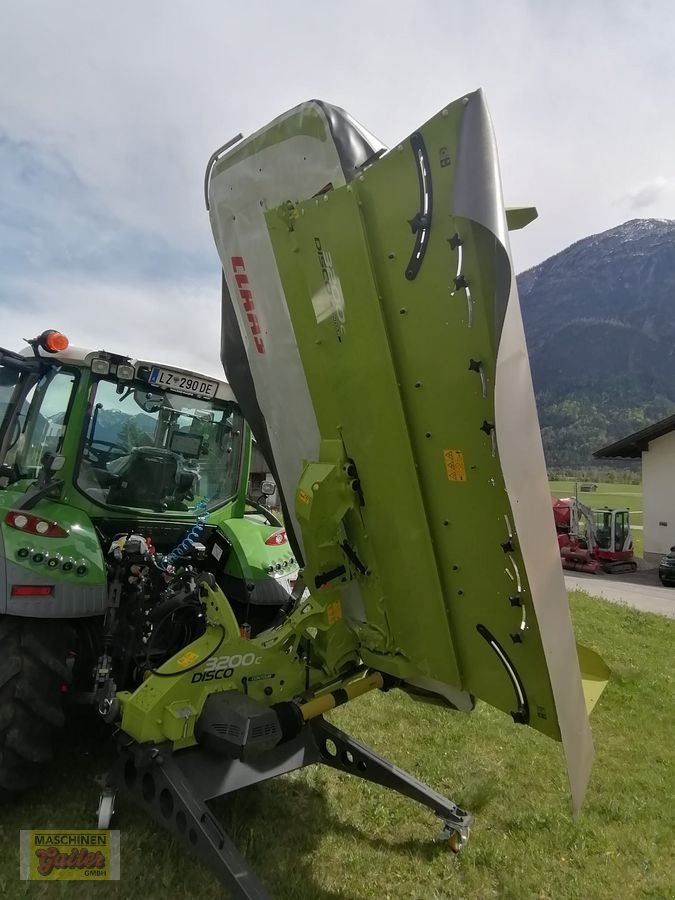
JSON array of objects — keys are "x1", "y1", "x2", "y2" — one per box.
[
  {"x1": 110, "y1": 743, "x2": 272, "y2": 900},
  {"x1": 310, "y1": 717, "x2": 472, "y2": 841},
  {"x1": 106, "y1": 717, "x2": 471, "y2": 897}
]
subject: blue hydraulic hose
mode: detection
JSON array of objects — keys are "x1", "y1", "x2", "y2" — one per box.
[{"x1": 158, "y1": 499, "x2": 210, "y2": 571}]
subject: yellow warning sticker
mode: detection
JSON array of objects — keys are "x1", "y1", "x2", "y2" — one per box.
[
  {"x1": 177, "y1": 650, "x2": 200, "y2": 668},
  {"x1": 444, "y1": 449, "x2": 467, "y2": 482},
  {"x1": 326, "y1": 600, "x2": 342, "y2": 625},
  {"x1": 298, "y1": 489, "x2": 312, "y2": 506}
]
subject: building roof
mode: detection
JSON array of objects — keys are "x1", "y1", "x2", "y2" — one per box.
[{"x1": 594, "y1": 413, "x2": 675, "y2": 459}]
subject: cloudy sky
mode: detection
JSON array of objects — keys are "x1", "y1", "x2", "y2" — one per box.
[{"x1": 1, "y1": 0, "x2": 673, "y2": 375}]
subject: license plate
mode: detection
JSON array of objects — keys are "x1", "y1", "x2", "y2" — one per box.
[{"x1": 149, "y1": 367, "x2": 217, "y2": 399}]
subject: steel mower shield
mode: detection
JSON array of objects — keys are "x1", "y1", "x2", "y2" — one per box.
[{"x1": 208, "y1": 91, "x2": 607, "y2": 814}]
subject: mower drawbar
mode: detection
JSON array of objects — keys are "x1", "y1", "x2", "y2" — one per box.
[{"x1": 101, "y1": 669, "x2": 471, "y2": 899}]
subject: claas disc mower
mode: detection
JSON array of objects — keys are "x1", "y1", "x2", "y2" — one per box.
[
  {"x1": 4, "y1": 91, "x2": 609, "y2": 900},
  {"x1": 94, "y1": 91, "x2": 610, "y2": 898}
]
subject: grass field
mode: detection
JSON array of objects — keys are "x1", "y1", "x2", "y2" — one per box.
[
  {"x1": 549, "y1": 481, "x2": 644, "y2": 558},
  {"x1": 1, "y1": 591, "x2": 674, "y2": 899}
]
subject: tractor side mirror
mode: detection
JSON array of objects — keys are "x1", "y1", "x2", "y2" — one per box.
[
  {"x1": 39, "y1": 452, "x2": 66, "y2": 480},
  {"x1": 50, "y1": 455, "x2": 66, "y2": 473},
  {"x1": 133, "y1": 388, "x2": 164, "y2": 413}
]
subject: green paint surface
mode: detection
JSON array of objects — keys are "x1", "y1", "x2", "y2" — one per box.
[
  {"x1": 266, "y1": 98, "x2": 564, "y2": 740},
  {"x1": 0, "y1": 490, "x2": 106, "y2": 585}
]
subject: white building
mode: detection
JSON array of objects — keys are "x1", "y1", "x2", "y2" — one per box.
[{"x1": 595, "y1": 415, "x2": 675, "y2": 561}]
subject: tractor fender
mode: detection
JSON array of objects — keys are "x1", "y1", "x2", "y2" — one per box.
[
  {"x1": 216, "y1": 517, "x2": 299, "y2": 608},
  {"x1": 0, "y1": 501, "x2": 107, "y2": 618},
  {"x1": 219, "y1": 517, "x2": 297, "y2": 582}
]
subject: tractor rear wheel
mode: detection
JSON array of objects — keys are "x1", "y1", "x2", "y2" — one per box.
[{"x1": 0, "y1": 617, "x2": 69, "y2": 791}]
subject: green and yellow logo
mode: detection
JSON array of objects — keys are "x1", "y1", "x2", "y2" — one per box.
[{"x1": 20, "y1": 830, "x2": 120, "y2": 881}]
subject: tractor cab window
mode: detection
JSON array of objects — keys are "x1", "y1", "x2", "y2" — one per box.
[
  {"x1": 593, "y1": 510, "x2": 613, "y2": 551},
  {"x1": 0, "y1": 365, "x2": 17, "y2": 425},
  {"x1": 614, "y1": 511, "x2": 629, "y2": 552},
  {"x1": 1, "y1": 368, "x2": 77, "y2": 480},
  {"x1": 0, "y1": 364, "x2": 24, "y2": 470},
  {"x1": 77, "y1": 378, "x2": 244, "y2": 513}
]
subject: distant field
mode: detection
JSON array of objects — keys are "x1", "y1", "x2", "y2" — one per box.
[{"x1": 549, "y1": 481, "x2": 643, "y2": 557}]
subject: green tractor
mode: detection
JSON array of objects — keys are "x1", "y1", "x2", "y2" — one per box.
[{"x1": 0, "y1": 329, "x2": 299, "y2": 789}]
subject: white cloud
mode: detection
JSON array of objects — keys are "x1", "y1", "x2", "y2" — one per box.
[
  {"x1": 621, "y1": 176, "x2": 675, "y2": 211},
  {"x1": 1, "y1": 0, "x2": 674, "y2": 279},
  {"x1": 2, "y1": 275, "x2": 224, "y2": 379}
]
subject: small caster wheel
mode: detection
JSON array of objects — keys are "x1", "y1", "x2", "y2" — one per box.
[
  {"x1": 438, "y1": 820, "x2": 470, "y2": 853},
  {"x1": 97, "y1": 791, "x2": 116, "y2": 829},
  {"x1": 448, "y1": 828, "x2": 469, "y2": 853}
]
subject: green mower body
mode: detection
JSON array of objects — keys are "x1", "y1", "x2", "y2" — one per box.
[{"x1": 114, "y1": 90, "x2": 607, "y2": 821}]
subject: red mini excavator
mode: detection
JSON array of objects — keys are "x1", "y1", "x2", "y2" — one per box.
[{"x1": 553, "y1": 497, "x2": 637, "y2": 574}]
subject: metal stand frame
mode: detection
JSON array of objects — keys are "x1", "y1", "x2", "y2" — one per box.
[{"x1": 102, "y1": 717, "x2": 472, "y2": 900}]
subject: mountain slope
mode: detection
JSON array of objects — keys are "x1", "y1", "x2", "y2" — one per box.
[{"x1": 517, "y1": 219, "x2": 675, "y2": 467}]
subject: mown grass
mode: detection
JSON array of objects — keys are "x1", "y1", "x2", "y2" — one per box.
[{"x1": 1, "y1": 591, "x2": 673, "y2": 899}]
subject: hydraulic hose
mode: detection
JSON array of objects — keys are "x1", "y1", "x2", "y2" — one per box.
[{"x1": 158, "y1": 500, "x2": 210, "y2": 571}]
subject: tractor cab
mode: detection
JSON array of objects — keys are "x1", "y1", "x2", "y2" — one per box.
[
  {"x1": 592, "y1": 507, "x2": 631, "y2": 554},
  {"x1": 0, "y1": 330, "x2": 298, "y2": 623},
  {"x1": 76, "y1": 378, "x2": 244, "y2": 515},
  {"x1": 0, "y1": 332, "x2": 244, "y2": 518}
]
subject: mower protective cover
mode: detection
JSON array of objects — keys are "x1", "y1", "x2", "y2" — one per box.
[{"x1": 207, "y1": 91, "x2": 607, "y2": 812}]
